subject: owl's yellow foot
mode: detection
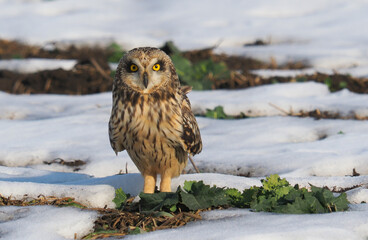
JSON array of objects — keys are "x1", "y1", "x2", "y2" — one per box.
[
  {"x1": 160, "y1": 175, "x2": 172, "y2": 192},
  {"x1": 143, "y1": 175, "x2": 156, "y2": 193}
]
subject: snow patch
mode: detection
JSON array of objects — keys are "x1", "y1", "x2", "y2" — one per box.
[
  {"x1": 0, "y1": 59, "x2": 77, "y2": 73},
  {"x1": 0, "y1": 181, "x2": 115, "y2": 208},
  {"x1": 0, "y1": 206, "x2": 98, "y2": 240}
]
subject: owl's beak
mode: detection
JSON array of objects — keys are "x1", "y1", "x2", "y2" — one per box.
[{"x1": 143, "y1": 72, "x2": 149, "y2": 88}]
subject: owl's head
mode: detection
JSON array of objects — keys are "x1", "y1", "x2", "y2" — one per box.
[{"x1": 115, "y1": 47, "x2": 179, "y2": 93}]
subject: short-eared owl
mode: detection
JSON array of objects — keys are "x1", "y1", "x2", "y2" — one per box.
[{"x1": 109, "y1": 47, "x2": 202, "y2": 193}]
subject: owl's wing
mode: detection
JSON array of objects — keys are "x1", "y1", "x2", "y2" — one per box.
[
  {"x1": 109, "y1": 113, "x2": 126, "y2": 155},
  {"x1": 180, "y1": 87, "x2": 202, "y2": 155}
]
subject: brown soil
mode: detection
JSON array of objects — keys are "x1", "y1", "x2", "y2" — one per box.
[
  {"x1": 0, "y1": 39, "x2": 112, "y2": 62},
  {"x1": 0, "y1": 39, "x2": 113, "y2": 94},
  {"x1": 43, "y1": 158, "x2": 86, "y2": 172},
  {"x1": 0, "y1": 60, "x2": 112, "y2": 94},
  {"x1": 0, "y1": 39, "x2": 367, "y2": 95},
  {"x1": 182, "y1": 47, "x2": 368, "y2": 93}
]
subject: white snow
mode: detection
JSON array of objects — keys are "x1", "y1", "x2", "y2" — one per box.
[
  {"x1": 0, "y1": 82, "x2": 368, "y2": 239},
  {"x1": 0, "y1": 181, "x2": 115, "y2": 208},
  {"x1": 126, "y1": 207, "x2": 368, "y2": 240},
  {"x1": 0, "y1": 82, "x2": 367, "y2": 179},
  {"x1": 0, "y1": 0, "x2": 368, "y2": 239},
  {"x1": 0, "y1": 206, "x2": 98, "y2": 240},
  {"x1": 0, "y1": 59, "x2": 77, "y2": 73},
  {"x1": 189, "y1": 82, "x2": 368, "y2": 118},
  {"x1": 251, "y1": 68, "x2": 321, "y2": 78}
]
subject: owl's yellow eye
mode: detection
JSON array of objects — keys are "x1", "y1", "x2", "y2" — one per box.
[
  {"x1": 130, "y1": 64, "x2": 138, "y2": 72},
  {"x1": 152, "y1": 63, "x2": 160, "y2": 71}
]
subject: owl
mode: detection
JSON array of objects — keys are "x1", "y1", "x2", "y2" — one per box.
[{"x1": 109, "y1": 47, "x2": 202, "y2": 193}]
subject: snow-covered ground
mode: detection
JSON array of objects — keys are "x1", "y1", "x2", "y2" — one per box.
[
  {"x1": 1, "y1": 0, "x2": 368, "y2": 239},
  {"x1": 1, "y1": 82, "x2": 368, "y2": 239}
]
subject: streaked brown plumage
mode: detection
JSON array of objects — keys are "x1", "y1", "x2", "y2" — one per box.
[{"x1": 109, "y1": 47, "x2": 202, "y2": 193}]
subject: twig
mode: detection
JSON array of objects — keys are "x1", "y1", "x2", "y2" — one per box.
[
  {"x1": 188, "y1": 155, "x2": 200, "y2": 173},
  {"x1": 268, "y1": 102, "x2": 290, "y2": 115},
  {"x1": 90, "y1": 58, "x2": 111, "y2": 80},
  {"x1": 183, "y1": 212, "x2": 202, "y2": 220}
]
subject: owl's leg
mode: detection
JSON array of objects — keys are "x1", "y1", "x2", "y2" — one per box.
[
  {"x1": 160, "y1": 173, "x2": 172, "y2": 192},
  {"x1": 143, "y1": 174, "x2": 157, "y2": 193}
]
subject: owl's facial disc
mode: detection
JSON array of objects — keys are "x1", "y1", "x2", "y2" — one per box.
[{"x1": 123, "y1": 54, "x2": 168, "y2": 93}]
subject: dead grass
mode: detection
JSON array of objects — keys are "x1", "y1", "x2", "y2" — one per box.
[{"x1": 85, "y1": 207, "x2": 202, "y2": 239}]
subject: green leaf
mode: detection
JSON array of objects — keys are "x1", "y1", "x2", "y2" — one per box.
[
  {"x1": 180, "y1": 181, "x2": 229, "y2": 210},
  {"x1": 283, "y1": 187, "x2": 302, "y2": 202},
  {"x1": 152, "y1": 211, "x2": 174, "y2": 218},
  {"x1": 139, "y1": 191, "x2": 179, "y2": 212},
  {"x1": 183, "y1": 180, "x2": 195, "y2": 192},
  {"x1": 205, "y1": 106, "x2": 233, "y2": 119},
  {"x1": 324, "y1": 77, "x2": 332, "y2": 89},
  {"x1": 330, "y1": 192, "x2": 349, "y2": 212},
  {"x1": 110, "y1": 70, "x2": 116, "y2": 78},
  {"x1": 251, "y1": 197, "x2": 276, "y2": 212},
  {"x1": 83, "y1": 230, "x2": 119, "y2": 239},
  {"x1": 241, "y1": 187, "x2": 260, "y2": 207},
  {"x1": 129, "y1": 227, "x2": 146, "y2": 235},
  {"x1": 180, "y1": 191, "x2": 203, "y2": 210},
  {"x1": 275, "y1": 197, "x2": 313, "y2": 214},
  {"x1": 169, "y1": 205, "x2": 177, "y2": 213},
  {"x1": 108, "y1": 42, "x2": 125, "y2": 63},
  {"x1": 339, "y1": 81, "x2": 347, "y2": 89},
  {"x1": 262, "y1": 174, "x2": 290, "y2": 191},
  {"x1": 225, "y1": 188, "x2": 243, "y2": 207},
  {"x1": 113, "y1": 188, "x2": 128, "y2": 209},
  {"x1": 61, "y1": 202, "x2": 86, "y2": 209},
  {"x1": 310, "y1": 185, "x2": 349, "y2": 212},
  {"x1": 171, "y1": 53, "x2": 193, "y2": 79}
]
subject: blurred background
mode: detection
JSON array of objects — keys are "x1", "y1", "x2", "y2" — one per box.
[{"x1": 0, "y1": 0, "x2": 367, "y2": 95}]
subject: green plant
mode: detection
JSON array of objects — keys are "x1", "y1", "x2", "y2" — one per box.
[
  {"x1": 339, "y1": 81, "x2": 347, "y2": 89},
  {"x1": 228, "y1": 174, "x2": 349, "y2": 214},
  {"x1": 324, "y1": 77, "x2": 332, "y2": 90},
  {"x1": 116, "y1": 174, "x2": 349, "y2": 215},
  {"x1": 60, "y1": 198, "x2": 86, "y2": 209},
  {"x1": 129, "y1": 227, "x2": 147, "y2": 235},
  {"x1": 107, "y1": 42, "x2": 125, "y2": 63},
  {"x1": 11, "y1": 54, "x2": 23, "y2": 59},
  {"x1": 204, "y1": 106, "x2": 248, "y2": 119},
  {"x1": 165, "y1": 42, "x2": 230, "y2": 90},
  {"x1": 139, "y1": 181, "x2": 229, "y2": 212},
  {"x1": 113, "y1": 188, "x2": 130, "y2": 210},
  {"x1": 83, "y1": 230, "x2": 119, "y2": 239},
  {"x1": 172, "y1": 54, "x2": 230, "y2": 90},
  {"x1": 296, "y1": 76, "x2": 307, "y2": 82},
  {"x1": 110, "y1": 70, "x2": 116, "y2": 78},
  {"x1": 205, "y1": 106, "x2": 233, "y2": 119}
]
